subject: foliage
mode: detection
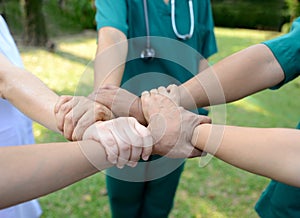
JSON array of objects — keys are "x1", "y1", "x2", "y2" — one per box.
[
  {"x1": 18, "y1": 27, "x2": 300, "y2": 218},
  {"x1": 1, "y1": 0, "x2": 96, "y2": 38},
  {"x1": 281, "y1": 0, "x2": 300, "y2": 32},
  {"x1": 23, "y1": 0, "x2": 48, "y2": 46},
  {"x1": 285, "y1": 0, "x2": 300, "y2": 20},
  {"x1": 211, "y1": 0, "x2": 288, "y2": 31},
  {"x1": 0, "y1": 0, "x2": 23, "y2": 35},
  {"x1": 50, "y1": 0, "x2": 96, "y2": 30}
]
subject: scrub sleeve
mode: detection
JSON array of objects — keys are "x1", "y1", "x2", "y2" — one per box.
[
  {"x1": 255, "y1": 17, "x2": 300, "y2": 218},
  {"x1": 0, "y1": 16, "x2": 42, "y2": 218},
  {"x1": 95, "y1": 1, "x2": 217, "y2": 217}
]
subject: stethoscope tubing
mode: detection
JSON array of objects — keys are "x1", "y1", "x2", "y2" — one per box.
[
  {"x1": 171, "y1": 0, "x2": 194, "y2": 40},
  {"x1": 141, "y1": 0, "x2": 194, "y2": 59}
]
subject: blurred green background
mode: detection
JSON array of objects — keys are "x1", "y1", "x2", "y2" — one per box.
[
  {"x1": 1, "y1": 0, "x2": 300, "y2": 217},
  {"x1": 19, "y1": 27, "x2": 300, "y2": 217}
]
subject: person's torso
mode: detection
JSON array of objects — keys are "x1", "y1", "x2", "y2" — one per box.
[{"x1": 123, "y1": 0, "x2": 214, "y2": 94}]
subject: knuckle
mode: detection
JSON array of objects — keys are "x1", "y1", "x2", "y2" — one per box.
[
  {"x1": 60, "y1": 104, "x2": 69, "y2": 112},
  {"x1": 120, "y1": 144, "x2": 130, "y2": 152},
  {"x1": 64, "y1": 114, "x2": 74, "y2": 124}
]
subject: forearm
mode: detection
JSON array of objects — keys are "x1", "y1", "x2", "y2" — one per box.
[
  {"x1": 180, "y1": 44, "x2": 285, "y2": 109},
  {"x1": 0, "y1": 140, "x2": 111, "y2": 209},
  {"x1": 192, "y1": 124, "x2": 300, "y2": 187},
  {"x1": 1, "y1": 65, "x2": 60, "y2": 132},
  {"x1": 94, "y1": 27, "x2": 128, "y2": 89}
]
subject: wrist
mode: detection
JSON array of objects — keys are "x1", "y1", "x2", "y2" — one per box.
[
  {"x1": 78, "y1": 140, "x2": 113, "y2": 170},
  {"x1": 130, "y1": 97, "x2": 147, "y2": 125},
  {"x1": 178, "y1": 85, "x2": 198, "y2": 110},
  {"x1": 191, "y1": 123, "x2": 211, "y2": 151}
]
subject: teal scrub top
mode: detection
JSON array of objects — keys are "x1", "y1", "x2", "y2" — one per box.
[
  {"x1": 255, "y1": 17, "x2": 300, "y2": 218},
  {"x1": 95, "y1": 0, "x2": 217, "y2": 99},
  {"x1": 263, "y1": 17, "x2": 300, "y2": 89}
]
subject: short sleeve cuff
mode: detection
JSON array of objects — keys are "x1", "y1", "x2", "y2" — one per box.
[{"x1": 263, "y1": 17, "x2": 300, "y2": 89}]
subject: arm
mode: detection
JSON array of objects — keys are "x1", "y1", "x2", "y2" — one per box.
[
  {"x1": 141, "y1": 89, "x2": 211, "y2": 158},
  {"x1": 94, "y1": 0, "x2": 128, "y2": 88},
  {"x1": 54, "y1": 28, "x2": 129, "y2": 139},
  {"x1": 179, "y1": 44, "x2": 285, "y2": 109},
  {"x1": 192, "y1": 124, "x2": 300, "y2": 187},
  {"x1": 142, "y1": 88, "x2": 300, "y2": 187},
  {"x1": 0, "y1": 140, "x2": 110, "y2": 209},
  {"x1": 0, "y1": 53, "x2": 153, "y2": 209},
  {"x1": 94, "y1": 27, "x2": 128, "y2": 88},
  {"x1": 0, "y1": 117, "x2": 152, "y2": 209},
  {"x1": 90, "y1": 44, "x2": 284, "y2": 125},
  {"x1": 0, "y1": 53, "x2": 60, "y2": 132}
]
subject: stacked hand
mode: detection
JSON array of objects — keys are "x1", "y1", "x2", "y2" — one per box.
[
  {"x1": 90, "y1": 84, "x2": 147, "y2": 125},
  {"x1": 83, "y1": 117, "x2": 153, "y2": 168},
  {"x1": 54, "y1": 84, "x2": 211, "y2": 168},
  {"x1": 54, "y1": 95, "x2": 114, "y2": 141},
  {"x1": 141, "y1": 85, "x2": 211, "y2": 158}
]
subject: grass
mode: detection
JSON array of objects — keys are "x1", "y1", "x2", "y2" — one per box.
[{"x1": 19, "y1": 27, "x2": 300, "y2": 218}]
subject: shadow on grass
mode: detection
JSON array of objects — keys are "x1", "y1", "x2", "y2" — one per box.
[{"x1": 53, "y1": 49, "x2": 92, "y2": 66}]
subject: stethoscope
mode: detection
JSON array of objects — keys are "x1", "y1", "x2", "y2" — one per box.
[{"x1": 141, "y1": 0, "x2": 195, "y2": 60}]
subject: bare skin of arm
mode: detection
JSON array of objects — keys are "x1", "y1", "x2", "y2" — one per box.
[
  {"x1": 0, "y1": 140, "x2": 109, "y2": 209},
  {"x1": 94, "y1": 27, "x2": 128, "y2": 88},
  {"x1": 0, "y1": 53, "x2": 60, "y2": 132},
  {"x1": 0, "y1": 54, "x2": 153, "y2": 208},
  {"x1": 192, "y1": 124, "x2": 300, "y2": 187},
  {"x1": 84, "y1": 44, "x2": 285, "y2": 126},
  {"x1": 54, "y1": 27, "x2": 129, "y2": 140},
  {"x1": 179, "y1": 44, "x2": 285, "y2": 109},
  {"x1": 54, "y1": 27, "x2": 146, "y2": 140},
  {"x1": 142, "y1": 89, "x2": 300, "y2": 188}
]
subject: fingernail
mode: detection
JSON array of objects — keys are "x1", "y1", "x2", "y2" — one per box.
[
  {"x1": 142, "y1": 155, "x2": 150, "y2": 161},
  {"x1": 117, "y1": 164, "x2": 124, "y2": 169},
  {"x1": 127, "y1": 162, "x2": 138, "y2": 168}
]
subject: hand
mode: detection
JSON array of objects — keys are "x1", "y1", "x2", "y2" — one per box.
[
  {"x1": 141, "y1": 88, "x2": 211, "y2": 158},
  {"x1": 90, "y1": 85, "x2": 147, "y2": 125},
  {"x1": 54, "y1": 95, "x2": 114, "y2": 141},
  {"x1": 83, "y1": 117, "x2": 153, "y2": 168}
]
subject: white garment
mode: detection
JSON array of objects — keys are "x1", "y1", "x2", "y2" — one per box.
[{"x1": 0, "y1": 15, "x2": 42, "y2": 218}]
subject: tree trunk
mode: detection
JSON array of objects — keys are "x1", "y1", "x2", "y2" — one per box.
[{"x1": 24, "y1": 0, "x2": 48, "y2": 46}]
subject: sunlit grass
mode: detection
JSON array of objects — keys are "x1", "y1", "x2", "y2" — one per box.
[{"x1": 19, "y1": 27, "x2": 300, "y2": 217}]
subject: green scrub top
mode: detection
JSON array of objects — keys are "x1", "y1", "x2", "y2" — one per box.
[
  {"x1": 263, "y1": 17, "x2": 300, "y2": 89},
  {"x1": 256, "y1": 17, "x2": 300, "y2": 218},
  {"x1": 95, "y1": 0, "x2": 217, "y2": 104}
]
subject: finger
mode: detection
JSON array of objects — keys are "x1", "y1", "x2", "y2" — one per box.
[
  {"x1": 82, "y1": 122, "x2": 99, "y2": 140},
  {"x1": 141, "y1": 90, "x2": 150, "y2": 97},
  {"x1": 157, "y1": 86, "x2": 168, "y2": 95},
  {"x1": 111, "y1": 130, "x2": 131, "y2": 169},
  {"x1": 55, "y1": 99, "x2": 75, "y2": 133},
  {"x1": 107, "y1": 118, "x2": 133, "y2": 168},
  {"x1": 54, "y1": 95, "x2": 73, "y2": 113},
  {"x1": 125, "y1": 119, "x2": 144, "y2": 164},
  {"x1": 98, "y1": 128, "x2": 119, "y2": 164},
  {"x1": 167, "y1": 84, "x2": 179, "y2": 97},
  {"x1": 166, "y1": 84, "x2": 180, "y2": 105},
  {"x1": 166, "y1": 84, "x2": 178, "y2": 93},
  {"x1": 72, "y1": 110, "x2": 92, "y2": 141},
  {"x1": 199, "y1": 115, "x2": 212, "y2": 124},
  {"x1": 63, "y1": 103, "x2": 87, "y2": 141},
  {"x1": 112, "y1": 117, "x2": 143, "y2": 167},
  {"x1": 188, "y1": 147, "x2": 204, "y2": 158},
  {"x1": 94, "y1": 102, "x2": 115, "y2": 121},
  {"x1": 132, "y1": 119, "x2": 153, "y2": 161},
  {"x1": 83, "y1": 121, "x2": 119, "y2": 165},
  {"x1": 150, "y1": 88, "x2": 158, "y2": 95},
  {"x1": 141, "y1": 91, "x2": 151, "y2": 122}
]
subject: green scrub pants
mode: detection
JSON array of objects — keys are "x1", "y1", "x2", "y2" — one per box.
[{"x1": 106, "y1": 156, "x2": 185, "y2": 218}]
